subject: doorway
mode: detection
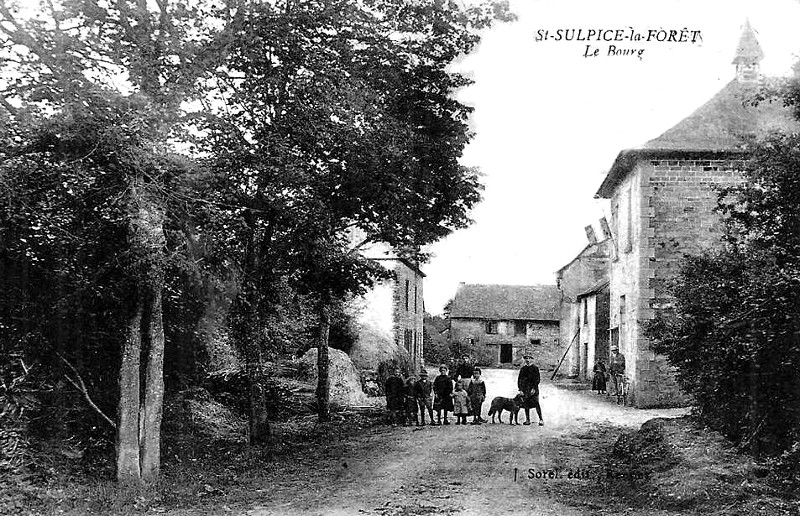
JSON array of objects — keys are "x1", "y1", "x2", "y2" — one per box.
[{"x1": 500, "y1": 344, "x2": 513, "y2": 364}]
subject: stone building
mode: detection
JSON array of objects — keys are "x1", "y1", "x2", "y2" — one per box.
[
  {"x1": 555, "y1": 224, "x2": 613, "y2": 379},
  {"x1": 349, "y1": 257, "x2": 425, "y2": 372},
  {"x1": 594, "y1": 22, "x2": 798, "y2": 407},
  {"x1": 574, "y1": 280, "x2": 610, "y2": 381},
  {"x1": 448, "y1": 284, "x2": 561, "y2": 369}
]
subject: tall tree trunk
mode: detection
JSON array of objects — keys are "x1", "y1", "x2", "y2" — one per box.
[
  {"x1": 237, "y1": 209, "x2": 272, "y2": 444},
  {"x1": 316, "y1": 301, "x2": 331, "y2": 422},
  {"x1": 141, "y1": 286, "x2": 165, "y2": 482},
  {"x1": 116, "y1": 181, "x2": 167, "y2": 484},
  {"x1": 247, "y1": 352, "x2": 271, "y2": 445},
  {"x1": 117, "y1": 294, "x2": 144, "y2": 484}
]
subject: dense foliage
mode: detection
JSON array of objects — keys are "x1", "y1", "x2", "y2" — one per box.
[
  {"x1": 646, "y1": 83, "x2": 800, "y2": 454},
  {"x1": 0, "y1": 0, "x2": 511, "y2": 481}
]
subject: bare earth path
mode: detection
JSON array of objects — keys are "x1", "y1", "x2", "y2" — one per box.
[{"x1": 236, "y1": 368, "x2": 687, "y2": 516}]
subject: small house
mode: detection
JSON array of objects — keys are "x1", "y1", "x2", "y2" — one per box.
[{"x1": 448, "y1": 283, "x2": 561, "y2": 369}]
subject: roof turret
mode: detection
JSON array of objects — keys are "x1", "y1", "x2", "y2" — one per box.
[{"x1": 732, "y1": 19, "x2": 764, "y2": 83}]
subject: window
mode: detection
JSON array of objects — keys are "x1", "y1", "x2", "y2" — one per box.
[
  {"x1": 485, "y1": 321, "x2": 498, "y2": 334},
  {"x1": 414, "y1": 285, "x2": 418, "y2": 313},
  {"x1": 529, "y1": 339, "x2": 541, "y2": 346},
  {"x1": 619, "y1": 295, "x2": 627, "y2": 351},
  {"x1": 612, "y1": 199, "x2": 620, "y2": 260},
  {"x1": 609, "y1": 327, "x2": 619, "y2": 353},
  {"x1": 583, "y1": 298, "x2": 589, "y2": 326},
  {"x1": 514, "y1": 320, "x2": 526, "y2": 336},
  {"x1": 404, "y1": 280, "x2": 409, "y2": 311},
  {"x1": 624, "y1": 189, "x2": 633, "y2": 253}
]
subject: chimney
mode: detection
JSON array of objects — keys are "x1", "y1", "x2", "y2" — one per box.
[
  {"x1": 584, "y1": 225, "x2": 598, "y2": 245},
  {"x1": 600, "y1": 217, "x2": 612, "y2": 240},
  {"x1": 732, "y1": 19, "x2": 764, "y2": 84}
]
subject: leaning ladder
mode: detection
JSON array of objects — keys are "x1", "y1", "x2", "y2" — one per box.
[{"x1": 550, "y1": 329, "x2": 581, "y2": 381}]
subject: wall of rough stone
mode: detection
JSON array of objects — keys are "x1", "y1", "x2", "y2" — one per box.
[
  {"x1": 556, "y1": 240, "x2": 611, "y2": 377},
  {"x1": 450, "y1": 318, "x2": 560, "y2": 369},
  {"x1": 391, "y1": 261, "x2": 425, "y2": 371},
  {"x1": 575, "y1": 289, "x2": 610, "y2": 380},
  {"x1": 609, "y1": 158, "x2": 744, "y2": 407},
  {"x1": 609, "y1": 167, "x2": 646, "y2": 404}
]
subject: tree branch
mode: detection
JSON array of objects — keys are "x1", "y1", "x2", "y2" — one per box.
[{"x1": 56, "y1": 352, "x2": 117, "y2": 429}]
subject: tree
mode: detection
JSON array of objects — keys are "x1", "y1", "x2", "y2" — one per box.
[
  {"x1": 423, "y1": 312, "x2": 452, "y2": 366},
  {"x1": 202, "y1": 0, "x2": 513, "y2": 423},
  {"x1": 0, "y1": 0, "x2": 233, "y2": 483}
]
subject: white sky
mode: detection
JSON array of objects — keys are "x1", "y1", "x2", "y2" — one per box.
[{"x1": 422, "y1": 0, "x2": 800, "y2": 315}]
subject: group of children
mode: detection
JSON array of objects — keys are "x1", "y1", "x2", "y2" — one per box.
[{"x1": 385, "y1": 365, "x2": 487, "y2": 426}]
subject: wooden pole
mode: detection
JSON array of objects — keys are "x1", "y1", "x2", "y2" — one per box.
[{"x1": 551, "y1": 330, "x2": 581, "y2": 380}]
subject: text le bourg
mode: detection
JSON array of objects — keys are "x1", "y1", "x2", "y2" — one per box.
[{"x1": 534, "y1": 27, "x2": 703, "y2": 61}]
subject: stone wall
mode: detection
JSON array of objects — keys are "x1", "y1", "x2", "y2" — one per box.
[
  {"x1": 556, "y1": 240, "x2": 611, "y2": 376},
  {"x1": 391, "y1": 261, "x2": 425, "y2": 371},
  {"x1": 609, "y1": 158, "x2": 744, "y2": 407},
  {"x1": 450, "y1": 318, "x2": 560, "y2": 370},
  {"x1": 576, "y1": 288, "x2": 610, "y2": 380}
]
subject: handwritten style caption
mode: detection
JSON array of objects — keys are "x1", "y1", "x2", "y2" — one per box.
[{"x1": 533, "y1": 27, "x2": 703, "y2": 61}]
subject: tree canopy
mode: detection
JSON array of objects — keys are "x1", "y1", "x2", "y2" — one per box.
[{"x1": 0, "y1": 0, "x2": 513, "y2": 482}]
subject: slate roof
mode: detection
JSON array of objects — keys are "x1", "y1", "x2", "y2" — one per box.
[
  {"x1": 449, "y1": 284, "x2": 560, "y2": 321},
  {"x1": 595, "y1": 80, "x2": 799, "y2": 198},
  {"x1": 595, "y1": 21, "x2": 799, "y2": 199},
  {"x1": 556, "y1": 238, "x2": 612, "y2": 275},
  {"x1": 577, "y1": 279, "x2": 610, "y2": 298}
]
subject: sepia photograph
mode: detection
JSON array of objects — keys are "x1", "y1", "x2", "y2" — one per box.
[{"x1": 1, "y1": 0, "x2": 799, "y2": 514}]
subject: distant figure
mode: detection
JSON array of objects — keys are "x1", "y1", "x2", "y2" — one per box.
[
  {"x1": 433, "y1": 365, "x2": 454, "y2": 425},
  {"x1": 467, "y1": 368, "x2": 487, "y2": 425},
  {"x1": 452, "y1": 381, "x2": 471, "y2": 425},
  {"x1": 592, "y1": 360, "x2": 607, "y2": 394},
  {"x1": 609, "y1": 346, "x2": 626, "y2": 396},
  {"x1": 404, "y1": 375, "x2": 419, "y2": 426},
  {"x1": 517, "y1": 353, "x2": 544, "y2": 426},
  {"x1": 415, "y1": 369, "x2": 435, "y2": 426},
  {"x1": 384, "y1": 368, "x2": 405, "y2": 426},
  {"x1": 455, "y1": 354, "x2": 475, "y2": 383}
]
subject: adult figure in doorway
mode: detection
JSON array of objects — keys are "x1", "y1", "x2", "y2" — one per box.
[{"x1": 517, "y1": 353, "x2": 544, "y2": 426}]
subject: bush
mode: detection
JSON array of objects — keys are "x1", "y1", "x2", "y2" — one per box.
[
  {"x1": 203, "y1": 367, "x2": 296, "y2": 419},
  {"x1": 646, "y1": 130, "x2": 800, "y2": 456}
]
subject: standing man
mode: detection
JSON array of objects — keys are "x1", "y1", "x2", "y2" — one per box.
[
  {"x1": 517, "y1": 353, "x2": 544, "y2": 426},
  {"x1": 609, "y1": 346, "x2": 626, "y2": 396}
]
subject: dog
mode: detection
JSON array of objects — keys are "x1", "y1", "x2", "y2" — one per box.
[{"x1": 487, "y1": 394, "x2": 523, "y2": 424}]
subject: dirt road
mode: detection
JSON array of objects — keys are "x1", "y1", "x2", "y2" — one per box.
[{"x1": 242, "y1": 368, "x2": 687, "y2": 516}]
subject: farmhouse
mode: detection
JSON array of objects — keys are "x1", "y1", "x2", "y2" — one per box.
[
  {"x1": 448, "y1": 283, "x2": 561, "y2": 369},
  {"x1": 594, "y1": 21, "x2": 799, "y2": 407}
]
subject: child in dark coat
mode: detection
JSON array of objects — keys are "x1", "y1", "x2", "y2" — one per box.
[
  {"x1": 414, "y1": 369, "x2": 435, "y2": 426},
  {"x1": 466, "y1": 368, "x2": 487, "y2": 425},
  {"x1": 404, "y1": 376, "x2": 418, "y2": 426},
  {"x1": 433, "y1": 366, "x2": 454, "y2": 425}
]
